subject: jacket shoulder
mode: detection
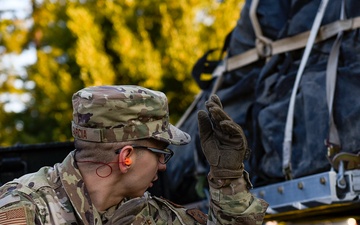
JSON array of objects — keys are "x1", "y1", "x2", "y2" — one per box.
[{"x1": 151, "y1": 195, "x2": 207, "y2": 225}]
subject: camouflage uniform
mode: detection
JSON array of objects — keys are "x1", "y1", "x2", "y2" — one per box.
[
  {"x1": 71, "y1": 85, "x2": 191, "y2": 145},
  {"x1": 0, "y1": 152, "x2": 267, "y2": 224},
  {"x1": 0, "y1": 85, "x2": 268, "y2": 224}
]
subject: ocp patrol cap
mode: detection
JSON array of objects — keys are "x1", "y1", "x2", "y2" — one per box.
[{"x1": 71, "y1": 85, "x2": 191, "y2": 145}]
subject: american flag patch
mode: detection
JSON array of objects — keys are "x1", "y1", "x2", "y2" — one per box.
[{"x1": 0, "y1": 206, "x2": 28, "y2": 225}]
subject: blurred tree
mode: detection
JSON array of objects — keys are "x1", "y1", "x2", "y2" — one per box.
[
  {"x1": 0, "y1": 0, "x2": 243, "y2": 146},
  {"x1": 0, "y1": 10, "x2": 35, "y2": 145}
]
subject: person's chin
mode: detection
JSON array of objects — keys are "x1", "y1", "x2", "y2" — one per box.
[
  {"x1": 130, "y1": 192, "x2": 146, "y2": 198},
  {"x1": 148, "y1": 182, "x2": 154, "y2": 188}
]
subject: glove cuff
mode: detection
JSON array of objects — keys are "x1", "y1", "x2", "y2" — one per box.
[
  {"x1": 209, "y1": 163, "x2": 244, "y2": 180},
  {"x1": 208, "y1": 169, "x2": 252, "y2": 190}
]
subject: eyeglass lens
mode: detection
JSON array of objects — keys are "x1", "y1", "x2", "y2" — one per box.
[{"x1": 132, "y1": 145, "x2": 173, "y2": 164}]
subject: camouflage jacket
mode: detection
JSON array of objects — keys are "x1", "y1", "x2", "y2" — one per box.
[{"x1": 0, "y1": 151, "x2": 267, "y2": 225}]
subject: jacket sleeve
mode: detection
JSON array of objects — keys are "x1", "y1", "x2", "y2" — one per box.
[
  {"x1": 133, "y1": 193, "x2": 207, "y2": 225},
  {"x1": 0, "y1": 185, "x2": 39, "y2": 225},
  {"x1": 206, "y1": 172, "x2": 268, "y2": 225}
]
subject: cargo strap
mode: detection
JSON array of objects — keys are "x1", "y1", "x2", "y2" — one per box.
[
  {"x1": 325, "y1": 0, "x2": 345, "y2": 160},
  {"x1": 282, "y1": 0, "x2": 330, "y2": 180},
  {"x1": 249, "y1": 0, "x2": 273, "y2": 60},
  {"x1": 177, "y1": 0, "x2": 360, "y2": 145},
  {"x1": 213, "y1": 8, "x2": 360, "y2": 77}
]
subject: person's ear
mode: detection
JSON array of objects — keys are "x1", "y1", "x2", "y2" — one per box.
[
  {"x1": 124, "y1": 158, "x2": 132, "y2": 166},
  {"x1": 118, "y1": 145, "x2": 134, "y2": 173}
]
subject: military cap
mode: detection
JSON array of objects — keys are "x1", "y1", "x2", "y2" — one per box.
[{"x1": 71, "y1": 85, "x2": 191, "y2": 145}]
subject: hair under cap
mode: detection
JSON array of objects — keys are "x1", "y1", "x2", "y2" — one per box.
[{"x1": 71, "y1": 85, "x2": 191, "y2": 145}]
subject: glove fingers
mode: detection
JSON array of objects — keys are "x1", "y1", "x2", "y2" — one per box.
[
  {"x1": 208, "y1": 107, "x2": 232, "y2": 130},
  {"x1": 209, "y1": 94, "x2": 223, "y2": 108},
  {"x1": 197, "y1": 110, "x2": 213, "y2": 140},
  {"x1": 205, "y1": 94, "x2": 223, "y2": 111},
  {"x1": 220, "y1": 120, "x2": 244, "y2": 135},
  {"x1": 219, "y1": 121, "x2": 248, "y2": 149}
]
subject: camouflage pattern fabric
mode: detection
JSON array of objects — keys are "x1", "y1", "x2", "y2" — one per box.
[
  {"x1": 72, "y1": 85, "x2": 191, "y2": 145},
  {"x1": 0, "y1": 151, "x2": 267, "y2": 224},
  {"x1": 207, "y1": 175, "x2": 268, "y2": 225}
]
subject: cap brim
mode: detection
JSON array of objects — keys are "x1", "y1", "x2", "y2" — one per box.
[{"x1": 153, "y1": 124, "x2": 191, "y2": 145}]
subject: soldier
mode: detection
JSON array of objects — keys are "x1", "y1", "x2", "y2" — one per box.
[{"x1": 0, "y1": 85, "x2": 268, "y2": 224}]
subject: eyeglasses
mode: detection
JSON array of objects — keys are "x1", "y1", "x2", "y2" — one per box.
[
  {"x1": 116, "y1": 145, "x2": 174, "y2": 164},
  {"x1": 131, "y1": 145, "x2": 174, "y2": 164}
]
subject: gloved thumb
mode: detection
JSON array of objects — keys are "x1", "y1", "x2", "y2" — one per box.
[{"x1": 197, "y1": 110, "x2": 213, "y2": 141}]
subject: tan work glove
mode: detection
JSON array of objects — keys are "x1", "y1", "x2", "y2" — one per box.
[
  {"x1": 197, "y1": 94, "x2": 250, "y2": 180},
  {"x1": 105, "y1": 197, "x2": 147, "y2": 225}
]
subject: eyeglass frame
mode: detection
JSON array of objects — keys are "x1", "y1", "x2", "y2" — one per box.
[{"x1": 115, "y1": 145, "x2": 174, "y2": 164}]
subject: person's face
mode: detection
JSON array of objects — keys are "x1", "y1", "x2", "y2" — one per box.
[{"x1": 124, "y1": 143, "x2": 169, "y2": 198}]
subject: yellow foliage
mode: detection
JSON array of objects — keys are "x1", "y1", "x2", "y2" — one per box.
[
  {"x1": 0, "y1": 0, "x2": 244, "y2": 145},
  {"x1": 0, "y1": 19, "x2": 29, "y2": 53},
  {"x1": 67, "y1": 6, "x2": 115, "y2": 86}
]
